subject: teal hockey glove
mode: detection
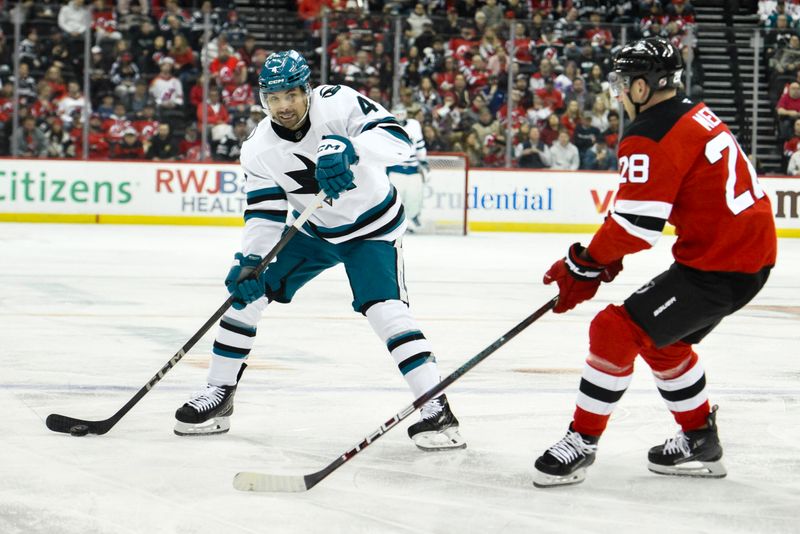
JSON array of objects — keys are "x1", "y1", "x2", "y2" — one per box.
[
  {"x1": 224, "y1": 252, "x2": 267, "y2": 310},
  {"x1": 315, "y1": 134, "x2": 358, "y2": 199}
]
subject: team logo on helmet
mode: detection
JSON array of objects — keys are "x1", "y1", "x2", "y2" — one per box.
[{"x1": 258, "y1": 50, "x2": 311, "y2": 94}]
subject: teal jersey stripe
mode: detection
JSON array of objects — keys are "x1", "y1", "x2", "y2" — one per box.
[
  {"x1": 361, "y1": 116, "x2": 400, "y2": 132},
  {"x1": 381, "y1": 125, "x2": 413, "y2": 145},
  {"x1": 244, "y1": 209, "x2": 287, "y2": 223},
  {"x1": 387, "y1": 165, "x2": 421, "y2": 174},
  {"x1": 300, "y1": 187, "x2": 398, "y2": 238},
  {"x1": 357, "y1": 205, "x2": 405, "y2": 240},
  {"x1": 247, "y1": 187, "x2": 286, "y2": 205}
]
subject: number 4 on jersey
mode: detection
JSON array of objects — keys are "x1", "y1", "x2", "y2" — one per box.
[{"x1": 357, "y1": 95, "x2": 378, "y2": 115}]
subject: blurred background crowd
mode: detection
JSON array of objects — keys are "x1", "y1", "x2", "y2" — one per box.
[{"x1": 0, "y1": 0, "x2": 797, "y2": 173}]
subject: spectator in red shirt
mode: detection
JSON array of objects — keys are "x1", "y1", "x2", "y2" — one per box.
[
  {"x1": 777, "y1": 81, "x2": 800, "y2": 139},
  {"x1": 782, "y1": 117, "x2": 800, "y2": 160},
  {"x1": 540, "y1": 112, "x2": 561, "y2": 147},
  {"x1": 497, "y1": 89, "x2": 527, "y2": 130},
  {"x1": 223, "y1": 63, "x2": 254, "y2": 117},
  {"x1": 209, "y1": 45, "x2": 239, "y2": 86},
  {"x1": 583, "y1": 11, "x2": 614, "y2": 47},
  {"x1": 92, "y1": 0, "x2": 121, "y2": 44},
  {"x1": 463, "y1": 53, "x2": 490, "y2": 90},
  {"x1": 560, "y1": 100, "x2": 581, "y2": 136},
  {"x1": 179, "y1": 123, "x2": 201, "y2": 157},
  {"x1": 43, "y1": 66, "x2": 67, "y2": 100},
  {"x1": 433, "y1": 56, "x2": 459, "y2": 93},
  {"x1": 448, "y1": 25, "x2": 478, "y2": 63},
  {"x1": 111, "y1": 127, "x2": 145, "y2": 159},
  {"x1": 169, "y1": 33, "x2": 196, "y2": 75},
  {"x1": 536, "y1": 77, "x2": 564, "y2": 112},
  {"x1": 198, "y1": 86, "x2": 231, "y2": 141},
  {"x1": 73, "y1": 114, "x2": 110, "y2": 159},
  {"x1": 31, "y1": 83, "x2": 57, "y2": 120},
  {"x1": 133, "y1": 103, "x2": 159, "y2": 141},
  {"x1": 105, "y1": 102, "x2": 134, "y2": 144}
]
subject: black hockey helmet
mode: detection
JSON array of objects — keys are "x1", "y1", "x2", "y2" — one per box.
[{"x1": 608, "y1": 38, "x2": 683, "y2": 97}]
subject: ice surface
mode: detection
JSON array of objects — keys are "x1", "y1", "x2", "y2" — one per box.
[{"x1": 1, "y1": 223, "x2": 798, "y2": 534}]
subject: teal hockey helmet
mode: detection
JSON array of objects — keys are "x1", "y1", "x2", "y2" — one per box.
[{"x1": 258, "y1": 50, "x2": 311, "y2": 105}]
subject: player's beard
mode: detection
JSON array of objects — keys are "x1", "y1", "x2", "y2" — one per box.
[{"x1": 270, "y1": 97, "x2": 309, "y2": 131}]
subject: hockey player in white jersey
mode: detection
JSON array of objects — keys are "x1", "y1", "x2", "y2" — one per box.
[
  {"x1": 387, "y1": 104, "x2": 429, "y2": 232},
  {"x1": 174, "y1": 50, "x2": 465, "y2": 451}
]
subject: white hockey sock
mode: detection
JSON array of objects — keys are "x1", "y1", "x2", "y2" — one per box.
[
  {"x1": 400, "y1": 358, "x2": 440, "y2": 399},
  {"x1": 207, "y1": 353, "x2": 245, "y2": 386},
  {"x1": 366, "y1": 300, "x2": 440, "y2": 398},
  {"x1": 207, "y1": 314, "x2": 259, "y2": 386}
]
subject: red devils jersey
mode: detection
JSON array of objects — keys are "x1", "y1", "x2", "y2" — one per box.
[{"x1": 588, "y1": 96, "x2": 776, "y2": 274}]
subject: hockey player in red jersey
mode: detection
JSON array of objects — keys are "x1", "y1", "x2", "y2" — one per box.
[{"x1": 533, "y1": 37, "x2": 777, "y2": 488}]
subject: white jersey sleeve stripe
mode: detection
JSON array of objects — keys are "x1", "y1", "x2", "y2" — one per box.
[
  {"x1": 614, "y1": 199, "x2": 673, "y2": 219},
  {"x1": 610, "y1": 211, "x2": 663, "y2": 246}
]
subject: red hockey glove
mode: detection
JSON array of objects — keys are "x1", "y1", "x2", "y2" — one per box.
[{"x1": 544, "y1": 243, "x2": 619, "y2": 313}]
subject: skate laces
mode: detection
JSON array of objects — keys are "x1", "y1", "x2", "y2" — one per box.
[
  {"x1": 661, "y1": 431, "x2": 692, "y2": 457},
  {"x1": 187, "y1": 384, "x2": 226, "y2": 412},
  {"x1": 548, "y1": 430, "x2": 597, "y2": 464},
  {"x1": 420, "y1": 397, "x2": 444, "y2": 420}
]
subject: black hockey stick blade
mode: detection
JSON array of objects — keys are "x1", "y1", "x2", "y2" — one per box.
[
  {"x1": 233, "y1": 296, "x2": 558, "y2": 492},
  {"x1": 46, "y1": 192, "x2": 329, "y2": 436},
  {"x1": 45, "y1": 413, "x2": 115, "y2": 435}
]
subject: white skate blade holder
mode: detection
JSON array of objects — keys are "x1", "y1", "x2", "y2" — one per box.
[
  {"x1": 533, "y1": 467, "x2": 589, "y2": 488},
  {"x1": 412, "y1": 427, "x2": 467, "y2": 451},
  {"x1": 174, "y1": 416, "x2": 231, "y2": 436},
  {"x1": 648, "y1": 459, "x2": 727, "y2": 478}
]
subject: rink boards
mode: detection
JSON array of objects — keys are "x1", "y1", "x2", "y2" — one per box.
[{"x1": 1, "y1": 158, "x2": 799, "y2": 237}]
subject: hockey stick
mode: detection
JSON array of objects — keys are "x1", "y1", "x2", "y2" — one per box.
[
  {"x1": 233, "y1": 295, "x2": 558, "y2": 492},
  {"x1": 46, "y1": 190, "x2": 329, "y2": 436}
]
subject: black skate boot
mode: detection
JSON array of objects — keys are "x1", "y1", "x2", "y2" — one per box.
[
  {"x1": 648, "y1": 405, "x2": 727, "y2": 478},
  {"x1": 407, "y1": 395, "x2": 466, "y2": 451},
  {"x1": 533, "y1": 424, "x2": 599, "y2": 488},
  {"x1": 174, "y1": 363, "x2": 247, "y2": 436}
]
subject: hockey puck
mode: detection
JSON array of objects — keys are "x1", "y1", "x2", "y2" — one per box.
[{"x1": 69, "y1": 424, "x2": 90, "y2": 436}]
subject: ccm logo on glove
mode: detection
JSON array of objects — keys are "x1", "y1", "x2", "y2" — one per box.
[{"x1": 315, "y1": 134, "x2": 359, "y2": 200}]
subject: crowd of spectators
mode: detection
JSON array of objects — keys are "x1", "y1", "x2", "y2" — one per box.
[
  {"x1": 0, "y1": 0, "x2": 262, "y2": 161},
  {"x1": 308, "y1": 0, "x2": 697, "y2": 169},
  {"x1": 0, "y1": 0, "x2": 700, "y2": 169},
  {"x1": 761, "y1": 0, "x2": 800, "y2": 173}
]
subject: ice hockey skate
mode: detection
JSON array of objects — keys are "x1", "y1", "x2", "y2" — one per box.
[
  {"x1": 533, "y1": 424, "x2": 599, "y2": 488},
  {"x1": 407, "y1": 395, "x2": 466, "y2": 451},
  {"x1": 648, "y1": 405, "x2": 727, "y2": 478},
  {"x1": 174, "y1": 364, "x2": 246, "y2": 436}
]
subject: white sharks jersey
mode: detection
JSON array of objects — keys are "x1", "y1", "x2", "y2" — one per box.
[
  {"x1": 387, "y1": 118, "x2": 427, "y2": 175},
  {"x1": 238, "y1": 84, "x2": 413, "y2": 255}
]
